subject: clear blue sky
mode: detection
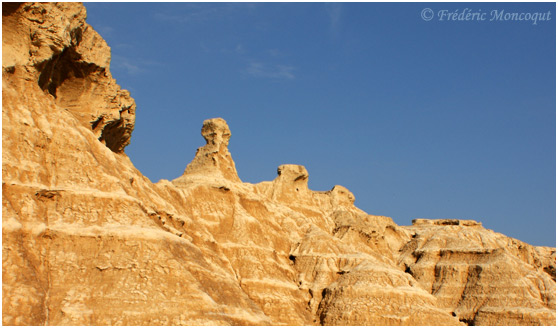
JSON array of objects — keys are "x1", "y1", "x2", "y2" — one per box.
[{"x1": 84, "y1": 2, "x2": 556, "y2": 247}]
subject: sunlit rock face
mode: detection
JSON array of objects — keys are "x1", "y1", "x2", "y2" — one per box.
[
  {"x1": 2, "y1": 2, "x2": 555, "y2": 326},
  {"x1": 181, "y1": 118, "x2": 241, "y2": 182}
]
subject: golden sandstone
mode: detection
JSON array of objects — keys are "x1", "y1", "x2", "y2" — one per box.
[{"x1": 2, "y1": 3, "x2": 556, "y2": 326}]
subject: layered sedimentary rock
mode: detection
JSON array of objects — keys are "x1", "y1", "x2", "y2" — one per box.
[
  {"x1": 2, "y1": 2, "x2": 556, "y2": 326},
  {"x1": 399, "y1": 220, "x2": 556, "y2": 326}
]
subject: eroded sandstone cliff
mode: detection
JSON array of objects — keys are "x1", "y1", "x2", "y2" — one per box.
[{"x1": 2, "y1": 3, "x2": 556, "y2": 326}]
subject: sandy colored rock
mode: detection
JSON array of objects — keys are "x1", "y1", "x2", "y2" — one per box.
[
  {"x1": 2, "y1": 2, "x2": 556, "y2": 326},
  {"x1": 175, "y1": 118, "x2": 241, "y2": 183},
  {"x1": 399, "y1": 219, "x2": 556, "y2": 325},
  {"x1": 2, "y1": 2, "x2": 135, "y2": 153}
]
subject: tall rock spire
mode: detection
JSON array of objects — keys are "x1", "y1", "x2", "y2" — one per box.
[{"x1": 181, "y1": 118, "x2": 241, "y2": 182}]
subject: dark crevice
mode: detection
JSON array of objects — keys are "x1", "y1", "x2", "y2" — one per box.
[
  {"x1": 37, "y1": 51, "x2": 63, "y2": 96},
  {"x1": 37, "y1": 47, "x2": 98, "y2": 98},
  {"x1": 70, "y1": 27, "x2": 83, "y2": 46},
  {"x1": 543, "y1": 266, "x2": 556, "y2": 281},
  {"x1": 294, "y1": 175, "x2": 307, "y2": 182},
  {"x1": 2, "y1": 2, "x2": 22, "y2": 16},
  {"x1": 404, "y1": 265, "x2": 413, "y2": 275},
  {"x1": 91, "y1": 116, "x2": 104, "y2": 131},
  {"x1": 288, "y1": 254, "x2": 296, "y2": 263},
  {"x1": 100, "y1": 119, "x2": 126, "y2": 152},
  {"x1": 459, "y1": 318, "x2": 475, "y2": 326},
  {"x1": 317, "y1": 289, "x2": 328, "y2": 326},
  {"x1": 35, "y1": 189, "x2": 61, "y2": 200},
  {"x1": 319, "y1": 313, "x2": 326, "y2": 326},
  {"x1": 441, "y1": 220, "x2": 460, "y2": 225}
]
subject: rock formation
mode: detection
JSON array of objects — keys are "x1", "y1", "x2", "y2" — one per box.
[{"x1": 2, "y1": 2, "x2": 556, "y2": 326}]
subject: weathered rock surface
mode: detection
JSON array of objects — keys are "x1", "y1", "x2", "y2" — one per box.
[
  {"x1": 2, "y1": 2, "x2": 556, "y2": 326},
  {"x1": 399, "y1": 220, "x2": 556, "y2": 325},
  {"x1": 174, "y1": 118, "x2": 241, "y2": 184},
  {"x1": 2, "y1": 2, "x2": 135, "y2": 153}
]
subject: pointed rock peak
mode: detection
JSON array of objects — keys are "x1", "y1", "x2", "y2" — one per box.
[{"x1": 179, "y1": 118, "x2": 241, "y2": 183}]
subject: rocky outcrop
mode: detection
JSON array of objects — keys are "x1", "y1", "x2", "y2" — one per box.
[
  {"x1": 399, "y1": 219, "x2": 556, "y2": 326},
  {"x1": 2, "y1": 2, "x2": 555, "y2": 326},
  {"x1": 2, "y1": 2, "x2": 135, "y2": 153},
  {"x1": 176, "y1": 118, "x2": 241, "y2": 183}
]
